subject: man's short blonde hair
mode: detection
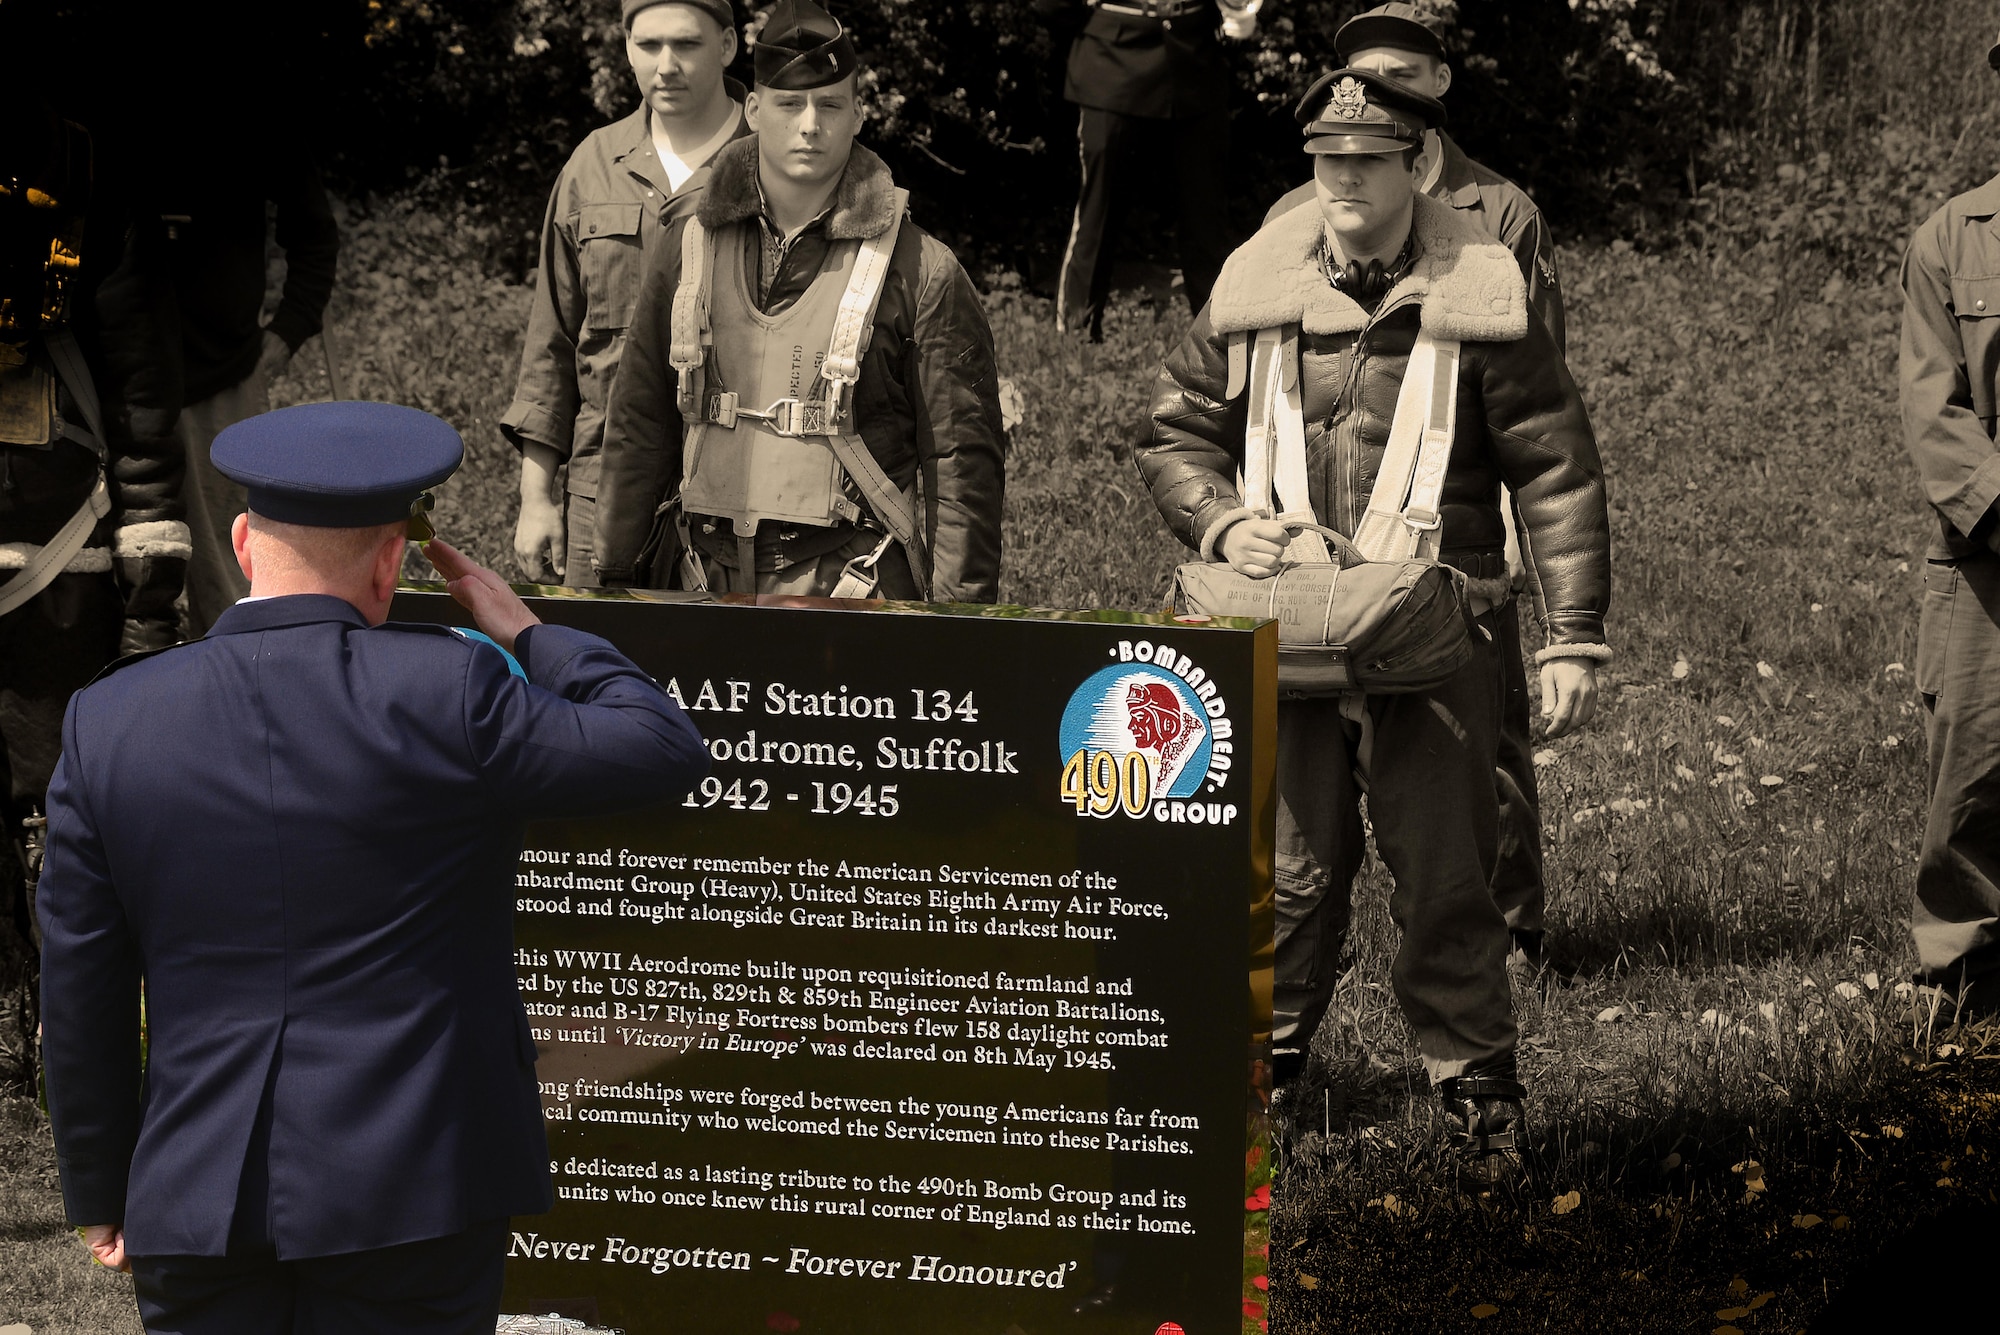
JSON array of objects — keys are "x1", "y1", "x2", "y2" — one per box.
[{"x1": 246, "y1": 512, "x2": 406, "y2": 581}]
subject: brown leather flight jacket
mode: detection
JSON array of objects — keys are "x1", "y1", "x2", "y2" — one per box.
[{"x1": 1139, "y1": 193, "x2": 1611, "y2": 653}]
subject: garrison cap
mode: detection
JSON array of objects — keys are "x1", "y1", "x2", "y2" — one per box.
[
  {"x1": 1335, "y1": 3, "x2": 1448, "y2": 63},
  {"x1": 211, "y1": 402, "x2": 463, "y2": 529},
  {"x1": 753, "y1": 0, "x2": 859, "y2": 90},
  {"x1": 621, "y1": 0, "x2": 735, "y2": 34},
  {"x1": 1295, "y1": 67, "x2": 1445, "y2": 155}
]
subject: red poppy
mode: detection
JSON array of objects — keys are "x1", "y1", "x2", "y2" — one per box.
[
  {"x1": 1253, "y1": 1275, "x2": 1269, "y2": 1291},
  {"x1": 766, "y1": 1313, "x2": 801, "y2": 1332},
  {"x1": 1246, "y1": 1145, "x2": 1265, "y2": 1169},
  {"x1": 1245, "y1": 1184, "x2": 1271, "y2": 1212},
  {"x1": 1243, "y1": 1298, "x2": 1266, "y2": 1317}
]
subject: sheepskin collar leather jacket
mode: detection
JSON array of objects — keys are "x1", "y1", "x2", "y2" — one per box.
[{"x1": 1139, "y1": 192, "x2": 1611, "y2": 653}]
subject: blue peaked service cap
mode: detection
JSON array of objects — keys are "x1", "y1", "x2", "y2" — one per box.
[{"x1": 211, "y1": 402, "x2": 464, "y2": 529}]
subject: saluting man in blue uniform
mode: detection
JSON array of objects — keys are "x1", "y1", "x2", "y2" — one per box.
[{"x1": 36, "y1": 401, "x2": 708, "y2": 1333}]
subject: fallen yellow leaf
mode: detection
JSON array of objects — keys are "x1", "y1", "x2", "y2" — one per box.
[
  {"x1": 1471, "y1": 1304, "x2": 1499, "y2": 1319},
  {"x1": 1831, "y1": 1215, "x2": 1851, "y2": 1230},
  {"x1": 1749, "y1": 1293, "x2": 1774, "y2": 1310},
  {"x1": 1717, "y1": 1308, "x2": 1752, "y2": 1320},
  {"x1": 1298, "y1": 1273, "x2": 1320, "y2": 1291},
  {"x1": 1882, "y1": 1125, "x2": 1904, "y2": 1138},
  {"x1": 1793, "y1": 1213, "x2": 1823, "y2": 1229},
  {"x1": 1714, "y1": 1328, "x2": 1745, "y2": 1335},
  {"x1": 1728, "y1": 1277, "x2": 1750, "y2": 1295},
  {"x1": 1552, "y1": 1190, "x2": 1582, "y2": 1216}
]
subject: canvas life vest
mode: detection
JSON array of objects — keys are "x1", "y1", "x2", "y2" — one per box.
[
  {"x1": 1227, "y1": 323, "x2": 1461, "y2": 566},
  {"x1": 667, "y1": 190, "x2": 928, "y2": 597}
]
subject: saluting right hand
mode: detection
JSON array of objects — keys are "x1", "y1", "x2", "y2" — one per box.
[
  {"x1": 1218, "y1": 517, "x2": 1294, "y2": 580},
  {"x1": 425, "y1": 539, "x2": 543, "y2": 655}
]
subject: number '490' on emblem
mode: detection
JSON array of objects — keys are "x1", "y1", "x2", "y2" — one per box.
[{"x1": 1057, "y1": 658, "x2": 1229, "y2": 821}]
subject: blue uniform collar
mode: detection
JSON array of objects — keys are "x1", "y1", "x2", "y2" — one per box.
[{"x1": 206, "y1": 593, "x2": 371, "y2": 638}]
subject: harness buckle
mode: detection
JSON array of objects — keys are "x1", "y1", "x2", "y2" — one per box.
[
  {"x1": 705, "y1": 390, "x2": 739, "y2": 428},
  {"x1": 1402, "y1": 506, "x2": 1442, "y2": 532},
  {"x1": 731, "y1": 397, "x2": 830, "y2": 437}
]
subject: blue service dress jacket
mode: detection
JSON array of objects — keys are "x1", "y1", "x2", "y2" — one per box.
[{"x1": 37, "y1": 594, "x2": 708, "y2": 1259}]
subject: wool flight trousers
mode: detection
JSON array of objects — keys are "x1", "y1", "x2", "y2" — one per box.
[
  {"x1": 1493, "y1": 596, "x2": 1546, "y2": 947},
  {"x1": 1915, "y1": 553, "x2": 2000, "y2": 1007},
  {"x1": 1270, "y1": 609, "x2": 1518, "y2": 1085}
]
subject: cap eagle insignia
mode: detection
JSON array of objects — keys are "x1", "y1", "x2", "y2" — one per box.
[{"x1": 1329, "y1": 76, "x2": 1369, "y2": 120}]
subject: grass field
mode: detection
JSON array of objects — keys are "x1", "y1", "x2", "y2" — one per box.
[{"x1": 7, "y1": 206, "x2": 1998, "y2": 1333}]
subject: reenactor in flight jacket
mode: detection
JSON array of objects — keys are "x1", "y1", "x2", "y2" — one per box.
[
  {"x1": 1264, "y1": 5, "x2": 1570, "y2": 968},
  {"x1": 1137, "y1": 70, "x2": 1611, "y2": 1183},
  {"x1": 594, "y1": 0, "x2": 1007, "y2": 602}
]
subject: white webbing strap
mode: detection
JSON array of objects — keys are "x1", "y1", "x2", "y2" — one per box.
[
  {"x1": 0, "y1": 475, "x2": 111, "y2": 618},
  {"x1": 0, "y1": 332, "x2": 113, "y2": 618},
  {"x1": 820, "y1": 189, "x2": 929, "y2": 598},
  {"x1": 1351, "y1": 332, "x2": 1460, "y2": 563},
  {"x1": 1237, "y1": 324, "x2": 1330, "y2": 565},
  {"x1": 670, "y1": 215, "x2": 714, "y2": 417},
  {"x1": 820, "y1": 188, "x2": 910, "y2": 411}
]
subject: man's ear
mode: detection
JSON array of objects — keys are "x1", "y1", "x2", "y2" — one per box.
[
  {"x1": 1434, "y1": 61, "x2": 1452, "y2": 98},
  {"x1": 744, "y1": 89, "x2": 763, "y2": 131},
  {"x1": 1411, "y1": 148, "x2": 1432, "y2": 183},
  {"x1": 232, "y1": 512, "x2": 254, "y2": 582},
  {"x1": 719, "y1": 25, "x2": 739, "y2": 66},
  {"x1": 372, "y1": 530, "x2": 406, "y2": 604}
]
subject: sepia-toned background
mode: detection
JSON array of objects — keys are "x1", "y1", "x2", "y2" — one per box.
[{"x1": 9, "y1": 1, "x2": 2000, "y2": 1331}]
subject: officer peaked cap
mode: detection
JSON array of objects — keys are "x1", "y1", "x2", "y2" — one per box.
[
  {"x1": 1335, "y1": 3, "x2": 1449, "y2": 64},
  {"x1": 212, "y1": 402, "x2": 463, "y2": 528},
  {"x1": 1295, "y1": 67, "x2": 1445, "y2": 155},
  {"x1": 754, "y1": 0, "x2": 859, "y2": 90}
]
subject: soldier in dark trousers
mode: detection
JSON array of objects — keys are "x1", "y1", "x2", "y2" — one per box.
[
  {"x1": 1041, "y1": 0, "x2": 1261, "y2": 341},
  {"x1": 37, "y1": 401, "x2": 708, "y2": 1333},
  {"x1": 1, "y1": 99, "x2": 185, "y2": 1092},
  {"x1": 1266, "y1": 5, "x2": 1568, "y2": 972},
  {"x1": 1899, "y1": 29, "x2": 2000, "y2": 1024}
]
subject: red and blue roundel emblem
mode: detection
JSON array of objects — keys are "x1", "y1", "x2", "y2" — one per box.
[{"x1": 1058, "y1": 663, "x2": 1214, "y2": 817}]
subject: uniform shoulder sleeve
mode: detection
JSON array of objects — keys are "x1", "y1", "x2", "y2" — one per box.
[
  {"x1": 457, "y1": 621, "x2": 708, "y2": 818},
  {"x1": 906, "y1": 229, "x2": 1007, "y2": 603}
]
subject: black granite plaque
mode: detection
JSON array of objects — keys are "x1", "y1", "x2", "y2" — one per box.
[{"x1": 390, "y1": 590, "x2": 1277, "y2": 1335}]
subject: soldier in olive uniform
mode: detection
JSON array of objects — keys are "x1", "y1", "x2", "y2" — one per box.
[
  {"x1": 1899, "y1": 29, "x2": 2000, "y2": 1022},
  {"x1": 505, "y1": 0, "x2": 749, "y2": 587}
]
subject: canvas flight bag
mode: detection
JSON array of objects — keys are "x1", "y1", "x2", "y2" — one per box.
[{"x1": 1171, "y1": 326, "x2": 1478, "y2": 695}]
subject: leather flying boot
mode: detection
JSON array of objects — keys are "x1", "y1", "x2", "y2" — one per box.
[{"x1": 1436, "y1": 1074, "x2": 1527, "y2": 1188}]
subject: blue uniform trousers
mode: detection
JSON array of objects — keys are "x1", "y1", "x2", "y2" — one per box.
[
  {"x1": 1270, "y1": 609, "x2": 1518, "y2": 1084},
  {"x1": 131, "y1": 1221, "x2": 506, "y2": 1335}
]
